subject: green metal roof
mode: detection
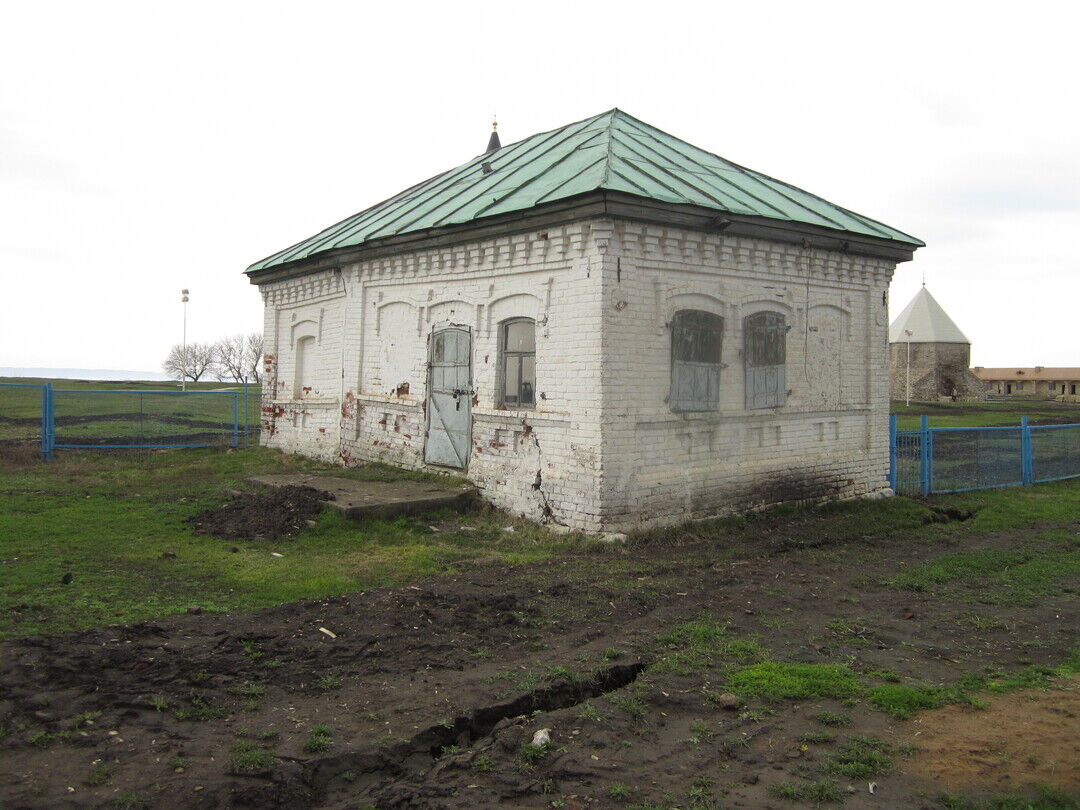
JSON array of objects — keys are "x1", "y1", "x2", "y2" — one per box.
[{"x1": 247, "y1": 109, "x2": 922, "y2": 273}]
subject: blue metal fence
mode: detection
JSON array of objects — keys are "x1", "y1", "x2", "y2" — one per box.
[
  {"x1": 0, "y1": 382, "x2": 259, "y2": 457},
  {"x1": 889, "y1": 414, "x2": 1080, "y2": 495}
]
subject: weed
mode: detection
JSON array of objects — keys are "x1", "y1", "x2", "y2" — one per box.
[
  {"x1": 814, "y1": 710, "x2": 851, "y2": 726},
  {"x1": 231, "y1": 740, "x2": 275, "y2": 774},
  {"x1": 111, "y1": 793, "x2": 142, "y2": 809},
  {"x1": 607, "y1": 783, "x2": 632, "y2": 800},
  {"x1": 27, "y1": 731, "x2": 55, "y2": 748},
  {"x1": 303, "y1": 724, "x2": 333, "y2": 754},
  {"x1": 688, "y1": 776, "x2": 715, "y2": 809},
  {"x1": 173, "y1": 694, "x2": 227, "y2": 722},
  {"x1": 687, "y1": 720, "x2": 713, "y2": 745},
  {"x1": 577, "y1": 701, "x2": 603, "y2": 721},
  {"x1": 228, "y1": 682, "x2": 266, "y2": 698},
  {"x1": 264, "y1": 659, "x2": 284, "y2": 669},
  {"x1": 544, "y1": 665, "x2": 584, "y2": 684},
  {"x1": 471, "y1": 647, "x2": 492, "y2": 660},
  {"x1": 610, "y1": 694, "x2": 647, "y2": 720},
  {"x1": 520, "y1": 742, "x2": 549, "y2": 764},
  {"x1": 438, "y1": 744, "x2": 461, "y2": 757},
  {"x1": 727, "y1": 662, "x2": 861, "y2": 700},
  {"x1": 603, "y1": 647, "x2": 621, "y2": 660},
  {"x1": 827, "y1": 736, "x2": 892, "y2": 778},
  {"x1": 70, "y1": 710, "x2": 103, "y2": 728},
  {"x1": 799, "y1": 731, "x2": 837, "y2": 744},
  {"x1": 240, "y1": 640, "x2": 263, "y2": 659},
  {"x1": 85, "y1": 762, "x2": 117, "y2": 786},
  {"x1": 472, "y1": 754, "x2": 494, "y2": 771},
  {"x1": 769, "y1": 780, "x2": 844, "y2": 803},
  {"x1": 313, "y1": 674, "x2": 342, "y2": 691},
  {"x1": 149, "y1": 695, "x2": 168, "y2": 712},
  {"x1": 169, "y1": 756, "x2": 189, "y2": 771}
]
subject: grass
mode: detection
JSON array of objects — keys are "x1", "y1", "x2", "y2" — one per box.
[
  {"x1": 726, "y1": 662, "x2": 862, "y2": 701},
  {"x1": 939, "y1": 786, "x2": 1080, "y2": 809},
  {"x1": 892, "y1": 399, "x2": 1080, "y2": 429},
  {"x1": 0, "y1": 447, "x2": 589, "y2": 638},
  {"x1": 84, "y1": 762, "x2": 117, "y2": 786},
  {"x1": 813, "y1": 710, "x2": 851, "y2": 727},
  {"x1": 303, "y1": 724, "x2": 333, "y2": 754},
  {"x1": 886, "y1": 548, "x2": 1080, "y2": 605},
  {"x1": 769, "y1": 780, "x2": 844, "y2": 804},
  {"x1": 826, "y1": 736, "x2": 893, "y2": 778},
  {"x1": 652, "y1": 619, "x2": 765, "y2": 674},
  {"x1": 867, "y1": 661, "x2": 1079, "y2": 719},
  {"x1": 231, "y1": 740, "x2": 275, "y2": 774}
]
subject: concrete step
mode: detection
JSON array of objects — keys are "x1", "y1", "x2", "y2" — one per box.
[{"x1": 247, "y1": 473, "x2": 476, "y2": 521}]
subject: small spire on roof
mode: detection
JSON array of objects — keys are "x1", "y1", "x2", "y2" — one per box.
[{"x1": 486, "y1": 115, "x2": 501, "y2": 153}]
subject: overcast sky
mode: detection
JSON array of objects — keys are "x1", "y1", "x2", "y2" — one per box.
[{"x1": 2, "y1": 1, "x2": 1077, "y2": 371}]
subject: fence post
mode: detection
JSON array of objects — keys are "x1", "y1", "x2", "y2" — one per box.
[
  {"x1": 919, "y1": 414, "x2": 932, "y2": 496},
  {"x1": 1020, "y1": 415, "x2": 1033, "y2": 485},
  {"x1": 231, "y1": 392, "x2": 239, "y2": 449},
  {"x1": 888, "y1": 413, "x2": 897, "y2": 491},
  {"x1": 42, "y1": 383, "x2": 54, "y2": 460},
  {"x1": 242, "y1": 381, "x2": 248, "y2": 449}
]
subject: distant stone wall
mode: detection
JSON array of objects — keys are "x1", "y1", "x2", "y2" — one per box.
[{"x1": 888, "y1": 342, "x2": 986, "y2": 401}]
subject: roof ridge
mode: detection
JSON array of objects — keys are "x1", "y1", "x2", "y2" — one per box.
[{"x1": 247, "y1": 108, "x2": 923, "y2": 274}]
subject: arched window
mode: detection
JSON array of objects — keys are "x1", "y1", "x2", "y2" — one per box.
[
  {"x1": 670, "y1": 309, "x2": 724, "y2": 412},
  {"x1": 743, "y1": 311, "x2": 787, "y2": 409},
  {"x1": 295, "y1": 335, "x2": 316, "y2": 397},
  {"x1": 499, "y1": 318, "x2": 535, "y2": 407}
]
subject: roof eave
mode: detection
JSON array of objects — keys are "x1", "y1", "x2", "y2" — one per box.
[{"x1": 246, "y1": 190, "x2": 920, "y2": 285}]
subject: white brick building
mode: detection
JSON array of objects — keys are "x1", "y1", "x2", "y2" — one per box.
[{"x1": 247, "y1": 110, "x2": 922, "y2": 531}]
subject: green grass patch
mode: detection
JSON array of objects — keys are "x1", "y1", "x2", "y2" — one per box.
[
  {"x1": 84, "y1": 762, "x2": 117, "y2": 786},
  {"x1": 892, "y1": 399, "x2": 1080, "y2": 429},
  {"x1": 769, "y1": 779, "x2": 844, "y2": 804},
  {"x1": 303, "y1": 724, "x2": 333, "y2": 754},
  {"x1": 652, "y1": 619, "x2": 766, "y2": 674},
  {"x1": 939, "y1": 786, "x2": 1080, "y2": 810},
  {"x1": 0, "y1": 447, "x2": 586, "y2": 639},
  {"x1": 231, "y1": 740, "x2": 275, "y2": 774},
  {"x1": 886, "y1": 548, "x2": 1080, "y2": 605},
  {"x1": 868, "y1": 661, "x2": 1079, "y2": 718},
  {"x1": 826, "y1": 736, "x2": 892, "y2": 778},
  {"x1": 727, "y1": 662, "x2": 862, "y2": 701}
]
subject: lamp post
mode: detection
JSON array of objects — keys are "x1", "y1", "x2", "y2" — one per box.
[
  {"x1": 181, "y1": 289, "x2": 190, "y2": 392},
  {"x1": 904, "y1": 328, "x2": 913, "y2": 407}
]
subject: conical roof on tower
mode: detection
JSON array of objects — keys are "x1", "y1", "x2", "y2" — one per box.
[{"x1": 889, "y1": 287, "x2": 970, "y2": 344}]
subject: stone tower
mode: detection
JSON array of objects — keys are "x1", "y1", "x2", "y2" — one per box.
[{"x1": 888, "y1": 287, "x2": 985, "y2": 401}]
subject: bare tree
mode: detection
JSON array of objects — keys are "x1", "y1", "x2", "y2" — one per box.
[
  {"x1": 163, "y1": 342, "x2": 217, "y2": 383},
  {"x1": 214, "y1": 335, "x2": 247, "y2": 383},
  {"x1": 244, "y1": 332, "x2": 263, "y2": 384}
]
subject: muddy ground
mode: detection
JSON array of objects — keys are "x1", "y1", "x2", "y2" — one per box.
[
  {"x1": 0, "y1": 504, "x2": 1077, "y2": 809},
  {"x1": 187, "y1": 486, "x2": 334, "y2": 543}
]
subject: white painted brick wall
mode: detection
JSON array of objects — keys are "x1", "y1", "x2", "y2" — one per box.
[{"x1": 254, "y1": 217, "x2": 896, "y2": 531}]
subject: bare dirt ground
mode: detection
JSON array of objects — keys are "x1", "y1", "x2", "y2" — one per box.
[{"x1": 0, "y1": 503, "x2": 1076, "y2": 809}]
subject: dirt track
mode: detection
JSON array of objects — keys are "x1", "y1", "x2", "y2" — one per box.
[{"x1": 0, "y1": 511, "x2": 1076, "y2": 809}]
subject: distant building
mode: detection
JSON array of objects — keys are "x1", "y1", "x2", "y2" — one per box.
[
  {"x1": 973, "y1": 367, "x2": 1080, "y2": 399},
  {"x1": 888, "y1": 287, "x2": 985, "y2": 401}
]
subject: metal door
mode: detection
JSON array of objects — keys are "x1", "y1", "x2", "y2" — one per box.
[{"x1": 424, "y1": 327, "x2": 472, "y2": 468}]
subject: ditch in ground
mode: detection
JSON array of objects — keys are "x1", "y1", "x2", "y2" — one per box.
[{"x1": 0, "y1": 478, "x2": 1077, "y2": 809}]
